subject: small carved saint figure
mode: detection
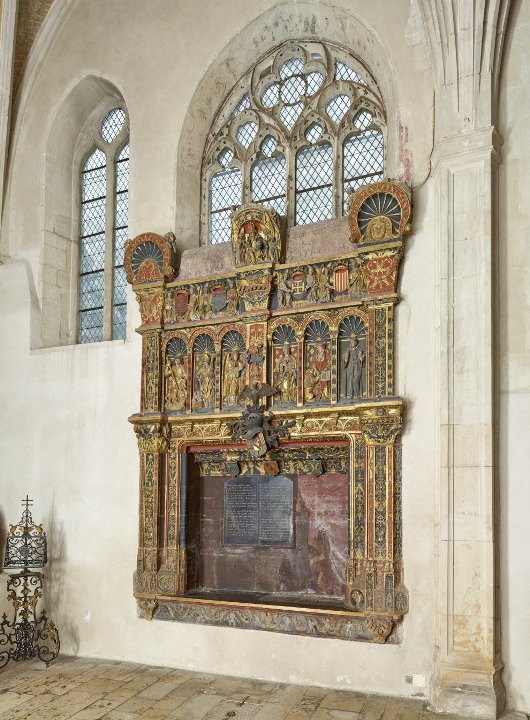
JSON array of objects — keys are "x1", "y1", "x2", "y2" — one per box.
[
  {"x1": 315, "y1": 266, "x2": 334, "y2": 303},
  {"x1": 341, "y1": 335, "x2": 365, "y2": 399},
  {"x1": 277, "y1": 272, "x2": 293, "y2": 307},
  {"x1": 226, "y1": 281, "x2": 239, "y2": 314},
  {"x1": 238, "y1": 218, "x2": 265, "y2": 265},
  {"x1": 305, "y1": 341, "x2": 331, "y2": 402},
  {"x1": 194, "y1": 352, "x2": 215, "y2": 409},
  {"x1": 186, "y1": 287, "x2": 201, "y2": 321},
  {"x1": 164, "y1": 288, "x2": 176, "y2": 323},
  {"x1": 165, "y1": 355, "x2": 187, "y2": 410},
  {"x1": 222, "y1": 349, "x2": 246, "y2": 406},
  {"x1": 275, "y1": 343, "x2": 297, "y2": 404},
  {"x1": 305, "y1": 266, "x2": 318, "y2": 303},
  {"x1": 247, "y1": 343, "x2": 264, "y2": 386},
  {"x1": 348, "y1": 258, "x2": 365, "y2": 297}
]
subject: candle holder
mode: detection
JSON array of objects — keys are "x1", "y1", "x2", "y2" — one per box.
[{"x1": 0, "y1": 496, "x2": 60, "y2": 668}]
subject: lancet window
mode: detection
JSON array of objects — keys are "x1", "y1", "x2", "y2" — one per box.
[
  {"x1": 202, "y1": 41, "x2": 385, "y2": 244},
  {"x1": 78, "y1": 107, "x2": 129, "y2": 343}
]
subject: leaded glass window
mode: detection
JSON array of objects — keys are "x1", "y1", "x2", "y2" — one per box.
[
  {"x1": 202, "y1": 41, "x2": 385, "y2": 244},
  {"x1": 78, "y1": 106, "x2": 129, "y2": 343}
]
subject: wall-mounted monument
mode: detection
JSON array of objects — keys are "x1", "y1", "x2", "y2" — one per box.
[{"x1": 125, "y1": 180, "x2": 411, "y2": 643}]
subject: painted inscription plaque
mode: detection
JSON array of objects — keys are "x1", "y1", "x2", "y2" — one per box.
[{"x1": 223, "y1": 475, "x2": 293, "y2": 547}]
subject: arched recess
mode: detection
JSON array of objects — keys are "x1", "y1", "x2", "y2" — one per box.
[
  {"x1": 41, "y1": 75, "x2": 127, "y2": 348},
  {"x1": 174, "y1": 1, "x2": 401, "y2": 249}
]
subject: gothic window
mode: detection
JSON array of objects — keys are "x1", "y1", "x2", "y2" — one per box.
[
  {"x1": 78, "y1": 107, "x2": 129, "y2": 344},
  {"x1": 202, "y1": 42, "x2": 385, "y2": 244}
]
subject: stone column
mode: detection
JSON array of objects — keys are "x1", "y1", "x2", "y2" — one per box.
[{"x1": 432, "y1": 127, "x2": 504, "y2": 718}]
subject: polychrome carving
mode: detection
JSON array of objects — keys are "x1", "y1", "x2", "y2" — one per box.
[{"x1": 125, "y1": 178, "x2": 412, "y2": 642}]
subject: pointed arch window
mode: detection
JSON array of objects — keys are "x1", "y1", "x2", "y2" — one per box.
[
  {"x1": 78, "y1": 107, "x2": 129, "y2": 343},
  {"x1": 202, "y1": 41, "x2": 386, "y2": 244}
]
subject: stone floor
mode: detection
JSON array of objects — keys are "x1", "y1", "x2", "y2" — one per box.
[{"x1": 0, "y1": 656, "x2": 477, "y2": 720}]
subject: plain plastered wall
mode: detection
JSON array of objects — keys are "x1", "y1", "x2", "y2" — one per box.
[{"x1": 0, "y1": 0, "x2": 524, "y2": 710}]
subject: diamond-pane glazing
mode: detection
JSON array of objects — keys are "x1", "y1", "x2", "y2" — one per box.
[
  {"x1": 113, "y1": 303, "x2": 127, "y2": 340},
  {"x1": 261, "y1": 136, "x2": 277, "y2": 157},
  {"x1": 295, "y1": 143, "x2": 333, "y2": 225},
  {"x1": 280, "y1": 102, "x2": 303, "y2": 132},
  {"x1": 231, "y1": 94, "x2": 251, "y2": 116},
  {"x1": 296, "y1": 143, "x2": 333, "y2": 191},
  {"x1": 280, "y1": 75, "x2": 305, "y2": 104},
  {"x1": 113, "y1": 266, "x2": 127, "y2": 305},
  {"x1": 307, "y1": 71, "x2": 324, "y2": 95},
  {"x1": 335, "y1": 61, "x2": 366, "y2": 84},
  {"x1": 101, "y1": 108, "x2": 125, "y2": 143},
  {"x1": 261, "y1": 83, "x2": 279, "y2": 108},
  {"x1": 210, "y1": 167, "x2": 242, "y2": 243},
  {"x1": 78, "y1": 308, "x2": 104, "y2": 344},
  {"x1": 84, "y1": 148, "x2": 106, "y2": 171},
  {"x1": 236, "y1": 121, "x2": 258, "y2": 148},
  {"x1": 354, "y1": 110, "x2": 373, "y2": 130},
  {"x1": 79, "y1": 271, "x2": 104, "y2": 311},
  {"x1": 210, "y1": 167, "x2": 242, "y2": 212},
  {"x1": 219, "y1": 148, "x2": 234, "y2": 166},
  {"x1": 280, "y1": 58, "x2": 304, "y2": 79},
  {"x1": 115, "y1": 192, "x2": 128, "y2": 229},
  {"x1": 80, "y1": 234, "x2": 105, "y2": 274},
  {"x1": 305, "y1": 122, "x2": 323, "y2": 144},
  {"x1": 82, "y1": 165, "x2": 106, "y2": 202},
  {"x1": 114, "y1": 228, "x2": 128, "y2": 266},
  {"x1": 81, "y1": 197, "x2": 105, "y2": 236},
  {"x1": 209, "y1": 208, "x2": 232, "y2": 245},
  {"x1": 343, "y1": 129, "x2": 384, "y2": 212},
  {"x1": 326, "y1": 94, "x2": 351, "y2": 124},
  {"x1": 252, "y1": 156, "x2": 286, "y2": 208},
  {"x1": 296, "y1": 186, "x2": 333, "y2": 224}
]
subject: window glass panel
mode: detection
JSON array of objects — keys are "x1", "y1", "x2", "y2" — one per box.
[
  {"x1": 335, "y1": 61, "x2": 366, "y2": 84},
  {"x1": 113, "y1": 142, "x2": 129, "y2": 339},
  {"x1": 326, "y1": 94, "x2": 351, "y2": 124},
  {"x1": 280, "y1": 58, "x2": 304, "y2": 79},
  {"x1": 101, "y1": 108, "x2": 125, "y2": 143},
  {"x1": 79, "y1": 270, "x2": 104, "y2": 311},
  {"x1": 209, "y1": 168, "x2": 242, "y2": 243},
  {"x1": 79, "y1": 308, "x2": 104, "y2": 344},
  {"x1": 296, "y1": 143, "x2": 333, "y2": 225},
  {"x1": 79, "y1": 150, "x2": 107, "y2": 343},
  {"x1": 306, "y1": 71, "x2": 324, "y2": 95},
  {"x1": 251, "y1": 155, "x2": 286, "y2": 215},
  {"x1": 236, "y1": 121, "x2": 258, "y2": 148},
  {"x1": 231, "y1": 93, "x2": 251, "y2": 116},
  {"x1": 280, "y1": 102, "x2": 303, "y2": 132},
  {"x1": 343, "y1": 129, "x2": 384, "y2": 212}
]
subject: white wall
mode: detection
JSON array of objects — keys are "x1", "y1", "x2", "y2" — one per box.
[
  {"x1": 1, "y1": 0, "x2": 524, "y2": 711},
  {"x1": 498, "y1": 0, "x2": 530, "y2": 711}
]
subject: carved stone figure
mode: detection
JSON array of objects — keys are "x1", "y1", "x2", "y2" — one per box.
[
  {"x1": 275, "y1": 343, "x2": 297, "y2": 403},
  {"x1": 341, "y1": 336, "x2": 365, "y2": 399},
  {"x1": 164, "y1": 288, "x2": 176, "y2": 323},
  {"x1": 305, "y1": 342, "x2": 331, "y2": 402},
  {"x1": 186, "y1": 287, "x2": 201, "y2": 321},
  {"x1": 222, "y1": 349, "x2": 246, "y2": 406},
  {"x1": 305, "y1": 266, "x2": 318, "y2": 303},
  {"x1": 277, "y1": 272, "x2": 292, "y2": 307},
  {"x1": 348, "y1": 258, "x2": 365, "y2": 297},
  {"x1": 226, "y1": 281, "x2": 239, "y2": 314},
  {"x1": 231, "y1": 205, "x2": 282, "y2": 267},
  {"x1": 165, "y1": 355, "x2": 187, "y2": 410},
  {"x1": 247, "y1": 343, "x2": 264, "y2": 386},
  {"x1": 194, "y1": 352, "x2": 215, "y2": 409},
  {"x1": 315, "y1": 266, "x2": 334, "y2": 303}
]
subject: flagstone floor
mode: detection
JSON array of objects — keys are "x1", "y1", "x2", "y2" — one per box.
[{"x1": 0, "y1": 656, "x2": 478, "y2": 720}]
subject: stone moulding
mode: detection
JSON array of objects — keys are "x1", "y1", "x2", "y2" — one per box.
[{"x1": 125, "y1": 180, "x2": 411, "y2": 642}]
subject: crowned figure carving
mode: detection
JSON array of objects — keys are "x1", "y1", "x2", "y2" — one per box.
[{"x1": 231, "y1": 204, "x2": 283, "y2": 268}]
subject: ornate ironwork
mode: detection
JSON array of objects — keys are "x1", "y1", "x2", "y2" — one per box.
[{"x1": 1, "y1": 497, "x2": 60, "y2": 668}]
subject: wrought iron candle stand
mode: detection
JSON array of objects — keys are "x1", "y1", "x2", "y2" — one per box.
[{"x1": 0, "y1": 496, "x2": 60, "y2": 668}]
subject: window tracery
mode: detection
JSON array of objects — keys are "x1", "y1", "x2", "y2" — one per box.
[
  {"x1": 78, "y1": 106, "x2": 129, "y2": 343},
  {"x1": 202, "y1": 41, "x2": 386, "y2": 245}
]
